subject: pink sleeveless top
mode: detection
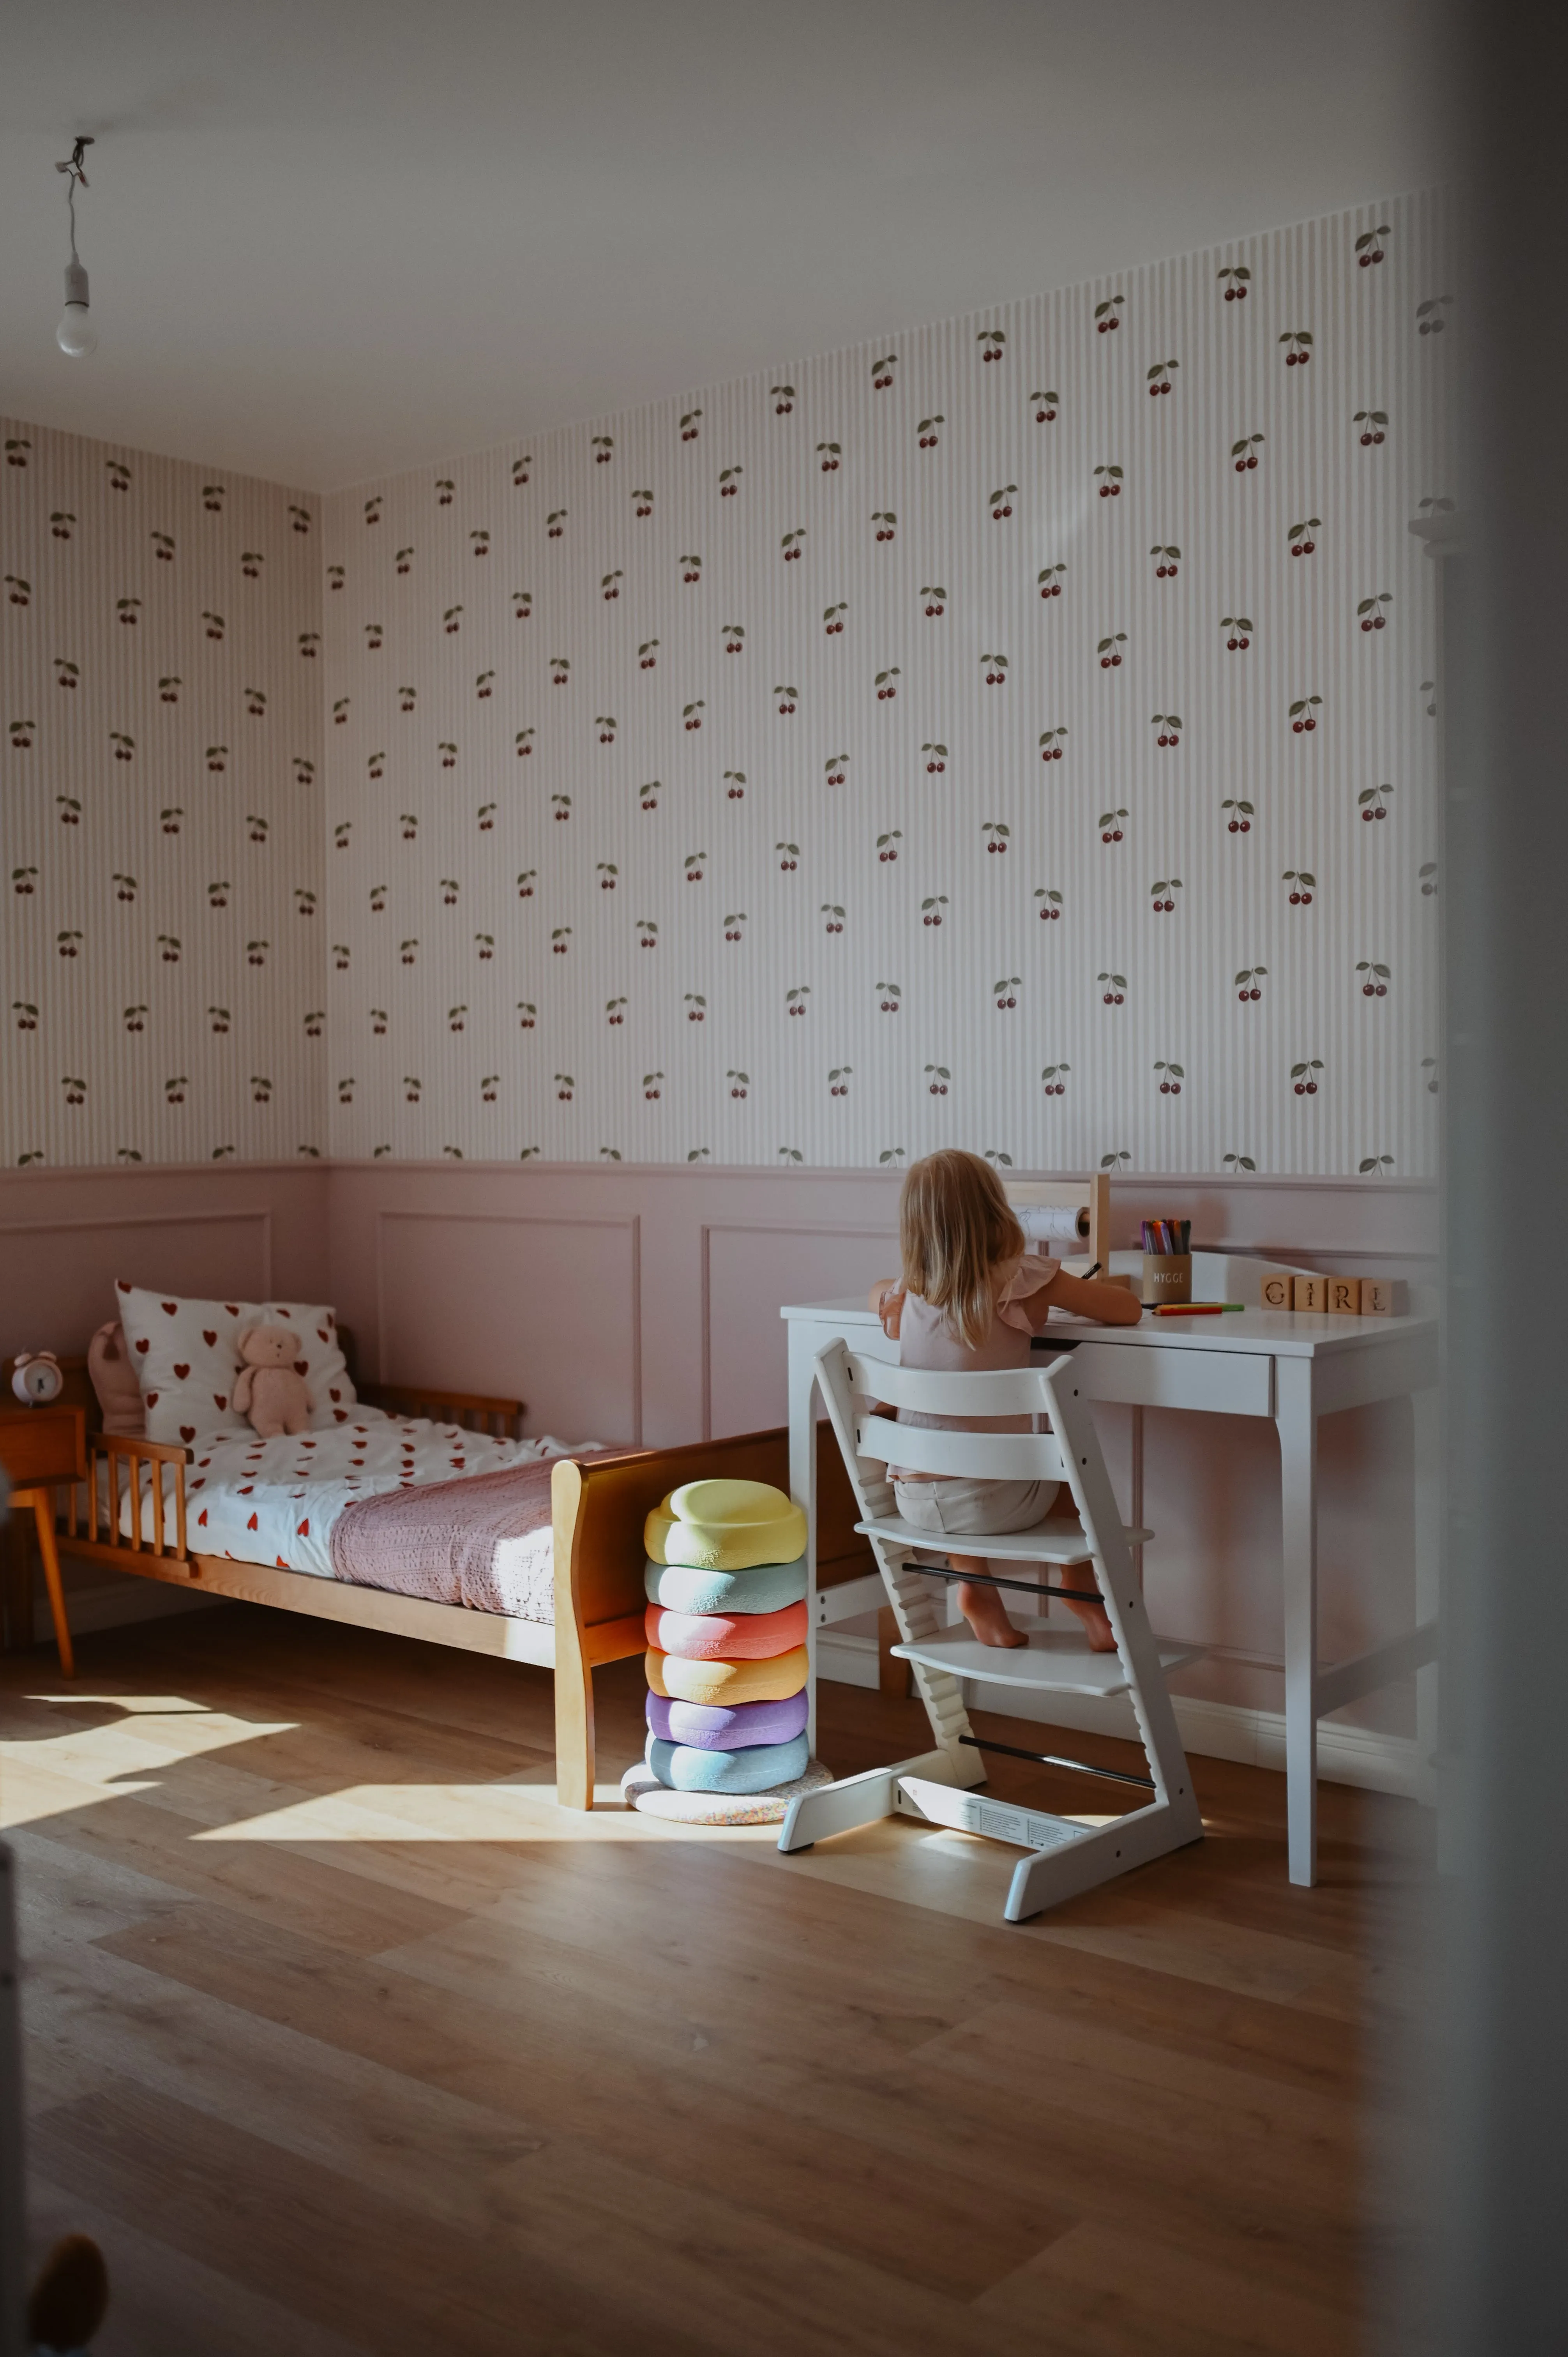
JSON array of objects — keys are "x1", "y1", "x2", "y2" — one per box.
[{"x1": 885, "y1": 1253, "x2": 1061, "y2": 1449}]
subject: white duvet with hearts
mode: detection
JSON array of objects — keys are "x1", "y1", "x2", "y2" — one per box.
[{"x1": 118, "y1": 1412, "x2": 582, "y2": 1618}]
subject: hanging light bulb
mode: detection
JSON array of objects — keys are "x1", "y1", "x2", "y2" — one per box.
[{"x1": 54, "y1": 137, "x2": 97, "y2": 359}]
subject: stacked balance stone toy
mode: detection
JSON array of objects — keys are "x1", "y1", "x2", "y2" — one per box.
[{"x1": 623, "y1": 1478, "x2": 830, "y2": 1823}]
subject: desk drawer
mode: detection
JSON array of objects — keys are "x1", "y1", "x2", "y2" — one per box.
[{"x1": 1070, "y1": 1344, "x2": 1274, "y2": 1418}]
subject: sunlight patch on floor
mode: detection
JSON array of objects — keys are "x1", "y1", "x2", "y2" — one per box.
[
  {"x1": 0, "y1": 1696, "x2": 301, "y2": 1832},
  {"x1": 191, "y1": 1781, "x2": 785, "y2": 1845}
]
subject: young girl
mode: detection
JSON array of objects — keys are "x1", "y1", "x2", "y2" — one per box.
[{"x1": 869, "y1": 1148, "x2": 1142, "y2": 1651}]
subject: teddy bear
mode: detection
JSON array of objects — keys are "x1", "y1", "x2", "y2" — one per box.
[{"x1": 231, "y1": 1324, "x2": 313, "y2": 1439}]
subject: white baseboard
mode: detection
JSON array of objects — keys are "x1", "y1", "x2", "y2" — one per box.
[{"x1": 817, "y1": 1629, "x2": 1422, "y2": 1799}]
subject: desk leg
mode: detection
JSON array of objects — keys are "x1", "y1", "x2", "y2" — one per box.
[
  {"x1": 1276, "y1": 1359, "x2": 1318, "y2": 1887},
  {"x1": 1413, "y1": 1383, "x2": 1441, "y2": 1814},
  {"x1": 28, "y1": 1491, "x2": 75, "y2": 1679},
  {"x1": 1130, "y1": 1405, "x2": 1145, "y2": 1592},
  {"x1": 787, "y1": 1326, "x2": 820, "y2": 1759}
]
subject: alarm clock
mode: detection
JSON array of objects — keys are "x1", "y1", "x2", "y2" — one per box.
[{"x1": 11, "y1": 1351, "x2": 64, "y2": 1406}]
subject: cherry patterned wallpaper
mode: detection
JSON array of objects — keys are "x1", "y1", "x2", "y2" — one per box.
[
  {"x1": 1, "y1": 423, "x2": 326, "y2": 1166},
  {"x1": 3, "y1": 188, "x2": 1453, "y2": 1179},
  {"x1": 322, "y1": 191, "x2": 1452, "y2": 1176}
]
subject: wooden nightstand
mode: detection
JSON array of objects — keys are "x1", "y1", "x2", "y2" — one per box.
[{"x1": 0, "y1": 1403, "x2": 85, "y2": 1674}]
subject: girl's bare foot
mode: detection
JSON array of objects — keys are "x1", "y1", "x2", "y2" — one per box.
[
  {"x1": 1061, "y1": 1584, "x2": 1118, "y2": 1652},
  {"x1": 954, "y1": 1572, "x2": 1028, "y2": 1648}
]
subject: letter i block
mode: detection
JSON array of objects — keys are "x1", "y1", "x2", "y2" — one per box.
[
  {"x1": 1327, "y1": 1277, "x2": 1362, "y2": 1315},
  {"x1": 1261, "y1": 1273, "x2": 1291, "y2": 1309},
  {"x1": 1293, "y1": 1274, "x2": 1328, "y2": 1313}
]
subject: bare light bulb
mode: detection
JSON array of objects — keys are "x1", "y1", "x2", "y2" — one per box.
[{"x1": 56, "y1": 258, "x2": 95, "y2": 358}]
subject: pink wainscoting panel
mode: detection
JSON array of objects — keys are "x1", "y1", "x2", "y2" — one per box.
[
  {"x1": 0, "y1": 1151, "x2": 1433, "y2": 1723},
  {"x1": 0, "y1": 1162, "x2": 332, "y2": 1362},
  {"x1": 372, "y1": 1207, "x2": 642, "y2": 1446},
  {"x1": 703, "y1": 1221, "x2": 895, "y2": 1438}
]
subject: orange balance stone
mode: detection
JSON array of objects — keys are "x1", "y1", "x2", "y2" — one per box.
[{"x1": 644, "y1": 1599, "x2": 809, "y2": 1661}]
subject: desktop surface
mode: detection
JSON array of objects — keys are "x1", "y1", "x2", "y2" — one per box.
[{"x1": 780, "y1": 1294, "x2": 1433, "y2": 1358}]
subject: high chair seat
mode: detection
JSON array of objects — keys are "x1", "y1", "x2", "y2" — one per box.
[
  {"x1": 889, "y1": 1624, "x2": 1201, "y2": 1700},
  {"x1": 853, "y1": 1511, "x2": 1154, "y2": 1564}
]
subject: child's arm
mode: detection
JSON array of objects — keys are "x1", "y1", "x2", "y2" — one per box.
[
  {"x1": 1007, "y1": 1268, "x2": 1142, "y2": 1329},
  {"x1": 1037, "y1": 1269, "x2": 1142, "y2": 1326},
  {"x1": 867, "y1": 1278, "x2": 903, "y2": 1339}
]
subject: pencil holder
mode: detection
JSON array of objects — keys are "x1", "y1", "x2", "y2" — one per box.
[{"x1": 1142, "y1": 1252, "x2": 1192, "y2": 1305}]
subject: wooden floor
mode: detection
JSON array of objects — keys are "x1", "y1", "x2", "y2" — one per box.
[{"x1": 2, "y1": 1604, "x2": 1431, "y2": 2356}]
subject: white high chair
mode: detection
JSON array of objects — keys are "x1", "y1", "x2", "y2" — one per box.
[{"x1": 778, "y1": 1342, "x2": 1203, "y2": 1920}]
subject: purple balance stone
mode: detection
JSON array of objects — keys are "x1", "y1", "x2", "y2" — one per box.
[{"x1": 646, "y1": 1689, "x2": 809, "y2": 1751}]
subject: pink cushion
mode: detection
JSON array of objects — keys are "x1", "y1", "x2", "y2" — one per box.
[
  {"x1": 643, "y1": 1599, "x2": 809, "y2": 1661},
  {"x1": 87, "y1": 1322, "x2": 145, "y2": 1437}
]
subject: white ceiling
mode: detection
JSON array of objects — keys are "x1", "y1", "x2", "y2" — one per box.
[{"x1": 2, "y1": 0, "x2": 1445, "y2": 493}]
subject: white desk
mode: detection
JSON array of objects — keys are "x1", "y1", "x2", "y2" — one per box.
[{"x1": 783, "y1": 1275, "x2": 1438, "y2": 1887}]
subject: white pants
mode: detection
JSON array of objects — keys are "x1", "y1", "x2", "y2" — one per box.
[{"x1": 892, "y1": 1475, "x2": 1058, "y2": 1538}]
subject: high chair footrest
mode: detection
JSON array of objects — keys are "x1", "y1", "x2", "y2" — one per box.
[
  {"x1": 855, "y1": 1514, "x2": 1153, "y2": 1562},
  {"x1": 895, "y1": 1776, "x2": 1090, "y2": 1853},
  {"x1": 891, "y1": 1627, "x2": 1201, "y2": 1698}
]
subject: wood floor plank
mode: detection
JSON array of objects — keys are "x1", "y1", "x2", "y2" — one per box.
[
  {"x1": 3, "y1": 1611, "x2": 1426, "y2": 2355},
  {"x1": 28, "y1": 2173, "x2": 371, "y2": 2357},
  {"x1": 98, "y1": 1899, "x2": 1067, "y2": 2303},
  {"x1": 974, "y1": 2216, "x2": 1358, "y2": 2357},
  {"x1": 5, "y1": 1762, "x2": 469, "y2": 1954}
]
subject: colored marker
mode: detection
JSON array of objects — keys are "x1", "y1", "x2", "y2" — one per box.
[{"x1": 1149, "y1": 1302, "x2": 1245, "y2": 1315}]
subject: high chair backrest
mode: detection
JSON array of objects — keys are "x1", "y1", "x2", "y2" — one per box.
[{"x1": 827, "y1": 1349, "x2": 1074, "y2": 1488}]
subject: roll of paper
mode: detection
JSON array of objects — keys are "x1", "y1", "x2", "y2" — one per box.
[{"x1": 1015, "y1": 1203, "x2": 1087, "y2": 1246}]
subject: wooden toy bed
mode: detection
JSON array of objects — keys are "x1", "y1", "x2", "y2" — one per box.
[{"x1": 2, "y1": 1351, "x2": 869, "y2": 1810}]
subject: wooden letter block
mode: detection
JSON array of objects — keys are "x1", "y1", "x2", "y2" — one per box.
[
  {"x1": 1327, "y1": 1277, "x2": 1362, "y2": 1316},
  {"x1": 1293, "y1": 1275, "x2": 1328, "y2": 1313},
  {"x1": 1360, "y1": 1277, "x2": 1404, "y2": 1317},
  {"x1": 1261, "y1": 1274, "x2": 1291, "y2": 1310}
]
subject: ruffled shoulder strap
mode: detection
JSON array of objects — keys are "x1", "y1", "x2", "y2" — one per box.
[
  {"x1": 994, "y1": 1254, "x2": 1061, "y2": 1334},
  {"x1": 876, "y1": 1282, "x2": 905, "y2": 1339}
]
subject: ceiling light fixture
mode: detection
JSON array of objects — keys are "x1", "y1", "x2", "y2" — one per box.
[{"x1": 54, "y1": 136, "x2": 97, "y2": 359}]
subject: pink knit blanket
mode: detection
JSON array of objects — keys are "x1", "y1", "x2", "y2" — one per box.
[{"x1": 328, "y1": 1455, "x2": 559, "y2": 1617}]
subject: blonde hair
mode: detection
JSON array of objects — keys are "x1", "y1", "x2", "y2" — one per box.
[{"x1": 899, "y1": 1150, "x2": 1025, "y2": 1348}]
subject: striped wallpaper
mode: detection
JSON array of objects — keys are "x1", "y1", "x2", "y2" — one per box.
[
  {"x1": 321, "y1": 190, "x2": 1452, "y2": 1176},
  {"x1": 0, "y1": 424, "x2": 325, "y2": 1165},
  {"x1": 2, "y1": 187, "x2": 1453, "y2": 1178}
]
